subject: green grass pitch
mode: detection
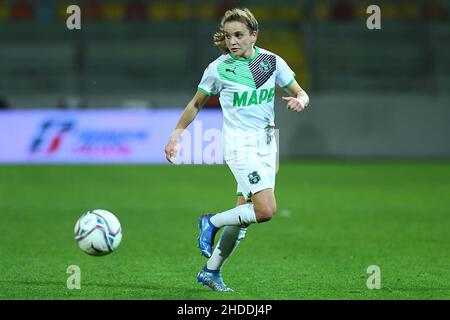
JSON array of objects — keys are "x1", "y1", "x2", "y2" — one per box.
[{"x1": 0, "y1": 162, "x2": 449, "y2": 299}]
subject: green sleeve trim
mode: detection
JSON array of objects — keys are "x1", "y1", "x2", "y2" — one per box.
[
  {"x1": 282, "y1": 74, "x2": 296, "y2": 88},
  {"x1": 236, "y1": 192, "x2": 243, "y2": 197},
  {"x1": 197, "y1": 87, "x2": 213, "y2": 96}
]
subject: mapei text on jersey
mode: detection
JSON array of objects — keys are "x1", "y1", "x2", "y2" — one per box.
[{"x1": 233, "y1": 87, "x2": 275, "y2": 107}]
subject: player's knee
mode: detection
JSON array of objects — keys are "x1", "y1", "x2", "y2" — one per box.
[{"x1": 254, "y1": 204, "x2": 276, "y2": 223}]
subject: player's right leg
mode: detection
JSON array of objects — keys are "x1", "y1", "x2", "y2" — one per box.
[
  {"x1": 197, "y1": 196, "x2": 248, "y2": 291},
  {"x1": 197, "y1": 194, "x2": 251, "y2": 258},
  {"x1": 197, "y1": 199, "x2": 255, "y2": 258},
  {"x1": 206, "y1": 196, "x2": 248, "y2": 270}
]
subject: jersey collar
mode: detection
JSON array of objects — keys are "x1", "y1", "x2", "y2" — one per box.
[{"x1": 229, "y1": 46, "x2": 260, "y2": 62}]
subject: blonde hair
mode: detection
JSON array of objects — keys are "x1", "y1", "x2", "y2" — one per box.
[{"x1": 213, "y1": 8, "x2": 259, "y2": 53}]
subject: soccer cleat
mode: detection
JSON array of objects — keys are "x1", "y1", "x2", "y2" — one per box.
[
  {"x1": 197, "y1": 214, "x2": 219, "y2": 258},
  {"x1": 197, "y1": 266, "x2": 234, "y2": 292}
]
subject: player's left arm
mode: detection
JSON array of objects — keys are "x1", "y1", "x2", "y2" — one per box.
[{"x1": 281, "y1": 79, "x2": 309, "y2": 112}]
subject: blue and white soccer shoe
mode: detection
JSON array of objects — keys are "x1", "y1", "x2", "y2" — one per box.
[
  {"x1": 197, "y1": 266, "x2": 234, "y2": 292},
  {"x1": 197, "y1": 214, "x2": 219, "y2": 258}
]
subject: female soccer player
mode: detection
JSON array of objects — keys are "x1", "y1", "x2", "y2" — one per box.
[{"x1": 164, "y1": 8, "x2": 309, "y2": 291}]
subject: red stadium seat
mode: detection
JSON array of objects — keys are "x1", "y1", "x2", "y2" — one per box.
[
  {"x1": 427, "y1": 0, "x2": 449, "y2": 21},
  {"x1": 332, "y1": 1, "x2": 354, "y2": 21},
  {"x1": 126, "y1": 0, "x2": 147, "y2": 21},
  {"x1": 83, "y1": 2, "x2": 102, "y2": 21},
  {"x1": 11, "y1": 0, "x2": 34, "y2": 21}
]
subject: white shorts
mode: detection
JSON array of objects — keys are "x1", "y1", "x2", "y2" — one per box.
[{"x1": 226, "y1": 148, "x2": 277, "y2": 202}]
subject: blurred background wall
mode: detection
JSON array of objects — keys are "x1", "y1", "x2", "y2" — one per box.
[{"x1": 0, "y1": 0, "x2": 449, "y2": 159}]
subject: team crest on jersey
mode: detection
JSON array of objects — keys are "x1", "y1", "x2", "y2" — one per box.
[
  {"x1": 260, "y1": 60, "x2": 272, "y2": 72},
  {"x1": 248, "y1": 171, "x2": 261, "y2": 184}
]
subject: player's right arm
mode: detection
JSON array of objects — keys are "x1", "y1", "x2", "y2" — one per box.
[{"x1": 164, "y1": 90, "x2": 210, "y2": 163}]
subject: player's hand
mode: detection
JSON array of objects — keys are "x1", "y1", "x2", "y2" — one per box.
[
  {"x1": 164, "y1": 139, "x2": 179, "y2": 164},
  {"x1": 282, "y1": 96, "x2": 308, "y2": 112}
]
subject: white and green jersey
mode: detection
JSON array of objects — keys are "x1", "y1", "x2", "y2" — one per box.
[{"x1": 197, "y1": 47, "x2": 295, "y2": 159}]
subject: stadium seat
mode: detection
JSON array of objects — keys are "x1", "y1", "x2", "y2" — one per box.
[
  {"x1": 382, "y1": 3, "x2": 401, "y2": 21},
  {"x1": 314, "y1": 3, "x2": 331, "y2": 21},
  {"x1": 0, "y1": 3, "x2": 10, "y2": 21},
  {"x1": 248, "y1": 5, "x2": 275, "y2": 22},
  {"x1": 102, "y1": 3, "x2": 126, "y2": 22},
  {"x1": 35, "y1": 3, "x2": 56, "y2": 22},
  {"x1": 11, "y1": 0, "x2": 34, "y2": 21},
  {"x1": 217, "y1": 1, "x2": 233, "y2": 18},
  {"x1": 401, "y1": 2, "x2": 421, "y2": 21},
  {"x1": 354, "y1": 2, "x2": 370, "y2": 21},
  {"x1": 126, "y1": 0, "x2": 147, "y2": 21},
  {"x1": 196, "y1": 2, "x2": 217, "y2": 21},
  {"x1": 277, "y1": 6, "x2": 302, "y2": 22},
  {"x1": 173, "y1": 2, "x2": 191, "y2": 21},
  {"x1": 331, "y1": 1, "x2": 354, "y2": 21},
  {"x1": 0, "y1": 41, "x2": 75, "y2": 93},
  {"x1": 83, "y1": 2, "x2": 102, "y2": 21},
  {"x1": 427, "y1": 0, "x2": 448, "y2": 21},
  {"x1": 148, "y1": 2, "x2": 171, "y2": 22},
  {"x1": 257, "y1": 29, "x2": 309, "y2": 90},
  {"x1": 57, "y1": 2, "x2": 70, "y2": 21}
]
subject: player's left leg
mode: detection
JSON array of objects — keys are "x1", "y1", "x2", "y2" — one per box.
[
  {"x1": 197, "y1": 140, "x2": 277, "y2": 291},
  {"x1": 197, "y1": 192, "x2": 252, "y2": 257},
  {"x1": 197, "y1": 190, "x2": 276, "y2": 292},
  {"x1": 197, "y1": 198, "x2": 256, "y2": 258},
  {"x1": 198, "y1": 147, "x2": 276, "y2": 258}
]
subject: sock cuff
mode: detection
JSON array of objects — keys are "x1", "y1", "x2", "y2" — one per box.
[
  {"x1": 203, "y1": 265, "x2": 220, "y2": 274},
  {"x1": 208, "y1": 219, "x2": 219, "y2": 230}
]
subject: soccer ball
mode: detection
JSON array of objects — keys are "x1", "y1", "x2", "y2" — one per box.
[{"x1": 74, "y1": 209, "x2": 122, "y2": 256}]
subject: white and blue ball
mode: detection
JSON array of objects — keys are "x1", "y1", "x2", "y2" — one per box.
[{"x1": 74, "y1": 209, "x2": 122, "y2": 256}]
